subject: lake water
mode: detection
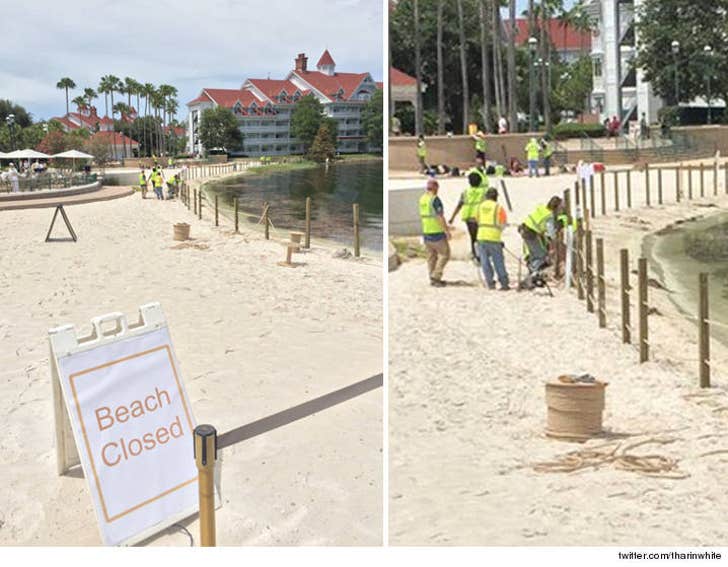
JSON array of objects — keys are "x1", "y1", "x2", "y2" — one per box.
[
  {"x1": 648, "y1": 211, "x2": 728, "y2": 345},
  {"x1": 204, "y1": 160, "x2": 383, "y2": 252}
]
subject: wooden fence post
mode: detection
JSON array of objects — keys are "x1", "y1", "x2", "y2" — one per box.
[
  {"x1": 657, "y1": 167, "x2": 663, "y2": 205},
  {"x1": 724, "y1": 162, "x2": 728, "y2": 195},
  {"x1": 620, "y1": 249, "x2": 630, "y2": 343},
  {"x1": 581, "y1": 180, "x2": 588, "y2": 222},
  {"x1": 600, "y1": 170, "x2": 606, "y2": 215},
  {"x1": 589, "y1": 175, "x2": 596, "y2": 218},
  {"x1": 699, "y1": 273, "x2": 710, "y2": 388},
  {"x1": 626, "y1": 169, "x2": 632, "y2": 208},
  {"x1": 198, "y1": 190, "x2": 202, "y2": 220},
  {"x1": 215, "y1": 195, "x2": 219, "y2": 227},
  {"x1": 700, "y1": 162, "x2": 705, "y2": 198},
  {"x1": 305, "y1": 196, "x2": 311, "y2": 249},
  {"x1": 645, "y1": 164, "x2": 651, "y2": 207},
  {"x1": 638, "y1": 257, "x2": 649, "y2": 363},
  {"x1": 597, "y1": 238, "x2": 606, "y2": 328},
  {"x1": 193, "y1": 188, "x2": 198, "y2": 215},
  {"x1": 353, "y1": 203, "x2": 361, "y2": 257},
  {"x1": 585, "y1": 230, "x2": 594, "y2": 313},
  {"x1": 613, "y1": 171, "x2": 620, "y2": 212},
  {"x1": 676, "y1": 166, "x2": 681, "y2": 203},
  {"x1": 713, "y1": 161, "x2": 718, "y2": 196},
  {"x1": 234, "y1": 197, "x2": 239, "y2": 233},
  {"x1": 576, "y1": 222, "x2": 584, "y2": 301},
  {"x1": 688, "y1": 165, "x2": 693, "y2": 199},
  {"x1": 263, "y1": 202, "x2": 270, "y2": 240}
]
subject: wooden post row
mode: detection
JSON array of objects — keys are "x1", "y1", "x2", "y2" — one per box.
[
  {"x1": 638, "y1": 257, "x2": 649, "y2": 363},
  {"x1": 585, "y1": 230, "x2": 594, "y2": 313},
  {"x1": 353, "y1": 203, "x2": 361, "y2": 258},
  {"x1": 620, "y1": 249, "x2": 630, "y2": 343},
  {"x1": 305, "y1": 196, "x2": 311, "y2": 249},
  {"x1": 699, "y1": 273, "x2": 710, "y2": 388}
]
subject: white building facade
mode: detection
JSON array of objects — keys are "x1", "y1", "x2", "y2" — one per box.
[
  {"x1": 187, "y1": 50, "x2": 380, "y2": 157},
  {"x1": 586, "y1": 0, "x2": 662, "y2": 126}
]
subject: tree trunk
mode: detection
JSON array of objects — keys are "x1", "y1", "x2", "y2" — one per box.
[
  {"x1": 491, "y1": 1, "x2": 502, "y2": 118},
  {"x1": 437, "y1": 0, "x2": 446, "y2": 134},
  {"x1": 540, "y1": 6, "x2": 551, "y2": 133},
  {"x1": 414, "y1": 0, "x2": 424, "y2": 136},
  {"x1": 507, "y1": 0, "x2": 518, "y2": 132},
  {"x1": 65, "y1": 88, "x2": 69, "y2": 116},
  {"x1": 479, "y1": 0, "x2": 491, "y2": 132},
  {"x1": 457, "y1": 0, "x2": 469, "y2": 134},
  {"x1": 495, "y1": 9, "x2": 507, "y2": 126}
]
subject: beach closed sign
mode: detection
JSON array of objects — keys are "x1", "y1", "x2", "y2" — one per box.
[{"x1": 54, "y1": 321, "x2": 198, "y2": 546}]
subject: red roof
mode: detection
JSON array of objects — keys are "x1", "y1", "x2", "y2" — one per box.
[
  {"x1": 247, "y1": 79, "x2": 300, "y2": 102},
  {"x1": 91, "y1": 131, "x2": 139, "y2": 146},
  {"x1": 390, "y1": 67, "x2": 416, "y2": 87},
  {"x1": 317, "y1": 49, "x2": 336, "y2": 67},
  {"x1": 508, "y1": 18, "x2": 591, "y2": 51},
  {"x1": 293, "y1": 71, "x2": 370, "y2": 101},
  {"x1": 187, "y1": 93, "x2": 212, "y2": 105},
  {"x1": 51, "y1": 116, "x2": 79, "y2": 130}
]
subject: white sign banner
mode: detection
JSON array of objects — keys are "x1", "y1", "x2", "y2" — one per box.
[{"x1": 56, "y1": 326, "x2": 198, "y2": 545}]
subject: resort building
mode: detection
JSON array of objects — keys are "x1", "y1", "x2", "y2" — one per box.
[
  {"x1": 50, "y1": 105, "x2": 140, "y2": 160},
  {"x1": 510, "y1": 18, "x2": 592, "y2": 64},
  {"x1": 186, "y1": 50, "x2": 381, "y2": 157}
]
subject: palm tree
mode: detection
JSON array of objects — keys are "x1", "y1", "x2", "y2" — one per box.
[
  {"x1": 143, "y1": 83, "x2": 155, "y2": 156},
  {"x1": 71, "y1": 95, "x2": 87, "y2": 115},
  {"x1": 83, "y1": 88, "x2": 98, "y2": 117},
  {"x1": 479, "y1": 0, "x2": 492, "y2": 132},
  {"x1": 107, "y1": 76, "x2": 122, "y2": 160},
  {"x1": 492, "y1": 1, "x2": 503, "y2": 118},
  {"x1": 507, "y1": 0, "x2": 518, "y2": 131},
  {"x1": 113, "y1": 102, "x2": 131, "y2": 158},
  {"x1": 436, "y1": 0, "x2": 445, "y2": 134},
  {"x1": 413, "y1": 0, "x2": 424, "y2": 136},
  {"x1": 158, "y1": 84, "x2": 178, "y2": 155},
  {"x1": 165, "y1": 99, "x2": 179, "y2": 155},
  {"x1": 98, "y1": 76, "x2": 115, "y2": 118},
  {"x1": 56, "y1": 77, "x2": 76, "y2": 116},
  {"x1": 457, "y1": 0, "x2": 469, "y2": 134}
]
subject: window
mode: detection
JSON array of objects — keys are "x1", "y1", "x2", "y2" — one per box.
[{"x1": 593, "y1": 56, "x2": 602, "y2": 78}]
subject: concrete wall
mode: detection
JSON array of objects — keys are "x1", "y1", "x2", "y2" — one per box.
[
  {"x1": 389, "y1": 133, "x2": 541, "y2": 171},
  {"x1": 674, "y1": 125, "x2": 728, "y2": 156},
  {"x1": 389, "y1": 185, "x2": 425, "y2": 237}
]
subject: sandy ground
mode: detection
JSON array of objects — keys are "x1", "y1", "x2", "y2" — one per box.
[
  {"x1": 389, "y1": 162, "x2": 728, "y2": 545},
  {"x1": 0, "y1": 183, "x2": 382, "y2": 546}
]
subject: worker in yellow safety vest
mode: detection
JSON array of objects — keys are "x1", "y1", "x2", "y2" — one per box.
[
  {"x1": 472, "y1": 130, "x2": 487, "y2": 161},
  {"x1": 419, "y1": 178, "x2": 451, "y2": 287},
  {"x1": 525, "y1": 137, "x2": 541, "y2": 178},
  {"x1": 138, "y1": 169, "x2": 148, "y2": 199},
  {"x1": 519, "y1": 195, "x2": 563, "y2": 273},
  {"x1": 449, "y1": 170, "x2": 487, "y2": 263},
  {"x1": 152, "y1": 167, "x2": 165, "y2": 200},
  {"x1": 416, "y1": 135, "x2": 427, "y2": 173},
  {"x1": 476, "y1": 187, "x2": 509, "y2": 290}
]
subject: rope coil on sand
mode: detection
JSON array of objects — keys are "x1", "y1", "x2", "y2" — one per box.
[{"x1": 533, "y1": 438, "x2": 690, "y2": 479}]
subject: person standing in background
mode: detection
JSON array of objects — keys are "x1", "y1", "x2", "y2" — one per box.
[
  {"x1": 419, "y1": 178, "x2": 451, "y2": 287},
  {"x1": 416, "y1": 135, "x2": 427, "y2": 173}
]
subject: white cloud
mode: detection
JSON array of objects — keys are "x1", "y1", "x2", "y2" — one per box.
[{"x1": 0, "y1": 0, "x2": 383, "y2": 120}]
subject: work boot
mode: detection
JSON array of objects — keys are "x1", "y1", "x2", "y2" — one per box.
[{"x1": 430, "y1": 279, "x2": 446, "y2": 288}]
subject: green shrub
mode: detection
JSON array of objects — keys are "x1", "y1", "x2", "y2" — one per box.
[{"x1": 552, "y1": 122, "x2": 606, "y2": 140}]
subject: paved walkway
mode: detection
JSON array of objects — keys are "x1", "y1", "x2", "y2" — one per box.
[{"x1": 0, "y1": 186, "x2": 134, "y2": 211}]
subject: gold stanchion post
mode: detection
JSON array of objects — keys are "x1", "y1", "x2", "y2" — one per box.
[{"x1": 194, "y1": 424, "x2": 217, "y2": 547}]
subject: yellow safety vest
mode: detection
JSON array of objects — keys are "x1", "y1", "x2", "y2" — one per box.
[
  {"x1": 476, "y1": 200, "x2": 504, "y2": 242},
  {"x1": 494, "y1": 164, "x2": 505, "y2": 177},
  {"x1": 419, "y1": 192, "x2": 442, "y2": 235},
  {"x1": 466, "y1": 166, "x2": 489, "y2": 188},
  {"x1": 138, "y1": 173, "x2": 146, "y2": 185},
  {"x1": 460, "y1": 185, "x2": 485, "y2": 221},
  {"x1": 417, "y1": 143, "x2": 427, "y2": 158},
  {"x1": 526, "y1": 141, "x2": 540, "y2": 160},
  {"x1": 153, "y1": 173, "x2": 163, "y2": 187},
  {"x1": 524, "y1": 204, "x2": 553, "y2": 235},
  {"x1": 475, "y1": 138, "x2": 487, "y2": 153},
  {"x1": 543, "y1": 142, "x2": 554, "y2": 158}
]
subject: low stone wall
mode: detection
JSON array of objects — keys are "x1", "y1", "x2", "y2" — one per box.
[
  {"x1": 0, "y1": 179, "x2": 102, "y2": 202},
  {"x1": 389, "y1": 133, "x2": 540, "y2": 171},
  {"x1": 389, "y1": 185, "x2": 424, "y2": 237},
  {"x1": 674, "y1": 125, "x2": 728, "y2": 155}
]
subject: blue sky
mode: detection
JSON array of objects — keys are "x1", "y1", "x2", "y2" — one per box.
[{"x1": 0, "y1": 0, "x2": 383, "y2": 122}]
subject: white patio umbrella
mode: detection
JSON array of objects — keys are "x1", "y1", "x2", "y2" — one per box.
[
  {"x1": 52, "y1": 149, "x2": 95, "y2": 172},
  {"x1": 4, "y1": 148, "x2": 51, "y2": 160}
]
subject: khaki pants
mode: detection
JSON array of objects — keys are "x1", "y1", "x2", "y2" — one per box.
[{"x1": 425, "y1": 238, "x2": 450, "y2": 281}]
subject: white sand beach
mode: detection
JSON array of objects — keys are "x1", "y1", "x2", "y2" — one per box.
[
  {"x1": 389, "y1": 163, "x2": 728, "y2": 545},
  {"x1": 0, "y1": 181, "x2": 382, "y2": 545}
]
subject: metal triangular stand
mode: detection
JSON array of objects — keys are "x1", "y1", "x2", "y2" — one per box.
[{"x1": 45, "y1": 205, "x2": 78, "y2": 242}]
